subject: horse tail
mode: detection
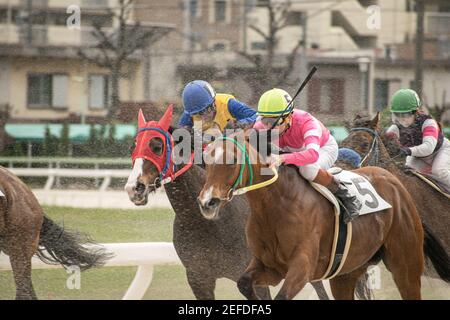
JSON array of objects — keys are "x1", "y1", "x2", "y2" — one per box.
[
  {"x1": 36, "y1": 216, "x2": 112, "y2": 270},
  {"x1": 422, "y1": 222, "x2": 450, "y2": 283}
]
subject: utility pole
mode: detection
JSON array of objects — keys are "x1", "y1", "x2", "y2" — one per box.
[
  {"x1": 243, "y1": 0, "x2": 248, "y2": 53},
  {"x1": 183, "y1": 0, "x2": 192, "y2": 52},
  {"x1": 414, "y1": 0, "x2": 424, "y2": 98},
  {"x1": 299, "y1": 12, "x2": 308, "y2": 107},
  {"x1": 26, "y1": 0, "x2": 32, "y2": 46}
]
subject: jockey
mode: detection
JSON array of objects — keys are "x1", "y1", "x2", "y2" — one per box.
[
  {"x1": 254, "y1": 88, "x2": 362, "y2": 222},
  {"x1": 386, "y1": 89, "x2": 450, "y2": 191},
  {"x1": 179, "y1": 80, "x2": 257, "y2": 132}
]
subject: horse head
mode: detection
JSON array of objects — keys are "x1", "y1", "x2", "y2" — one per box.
[
  {"x1": 339, "y1": 112, "x2": 384, "y2": 166},
  {"x1": 197, "y1": 129, "x2": 273, "y2": 220},
  {"x1": 125, "y1": 105, "x2": 175, "y2": 205}
]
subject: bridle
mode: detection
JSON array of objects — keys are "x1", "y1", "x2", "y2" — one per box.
[
  {"x1": 349, "y1": 127, "x2": 380, "y2": 166},
  {"x1": 134, "y1": 127, "x2": 194, "y2": 188},
  {"x1": 214, "y1": 136, "x2": 278, "y2": 201}
]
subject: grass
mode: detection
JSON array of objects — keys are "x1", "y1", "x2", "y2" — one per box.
[
  {"x1": 0, "y1": 206, "x2": 448, "y2": 300},
  {"x1": 0, "y1": 206, "x2": 244, "y2": 300}
]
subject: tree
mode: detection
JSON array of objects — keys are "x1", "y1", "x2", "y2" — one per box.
[
  {"x1": 237, "y1": 0, "x2": 303, "y2": 101},
  {"x1": 78, "y1": 0, "x2": 172, "y2": 120},
  {"x1": 58, "y1": 123, "x2": 70, "y2": 156},
  {"x1": 42, "y1": 126, "x2": 59, "y2": 156}
]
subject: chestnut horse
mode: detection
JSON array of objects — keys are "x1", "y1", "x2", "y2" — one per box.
[
  {"x1": 198, "y1": 130, "x2": 431, "y2": 300},
  {"x1": 0, "y1": 167, "x2": 110, "y2": 299},
  {"x1": 124, "y1": 107, "x2": 340, "y2": 300}
]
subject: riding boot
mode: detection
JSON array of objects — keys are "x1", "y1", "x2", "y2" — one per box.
[
  {"x1": 313, "y1": 169, "x2": 362, "y2": 223},
  {"x1": 327, "y1": 176, "x2": 362, "y2": 223}
]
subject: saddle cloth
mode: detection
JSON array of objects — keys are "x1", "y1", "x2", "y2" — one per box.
[{"x1": 314, "y1": 168, "x2": 392, "y2": 216}]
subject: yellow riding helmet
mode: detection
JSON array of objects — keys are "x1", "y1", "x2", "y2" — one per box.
[{"x1": 257, "y1": 88, "x2": 293, "y2": 117}]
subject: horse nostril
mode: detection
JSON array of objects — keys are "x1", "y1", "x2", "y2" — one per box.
[
  {"x1": 207, "y1": 198, "x2": 220, "y2": 208},
  {"x1": 135, "y1": 182, "x2": 146, "y2": 194}
]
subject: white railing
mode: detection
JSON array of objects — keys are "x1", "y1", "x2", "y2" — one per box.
[
  {"x1": 8, "y1": 168, "x2": 131, "y2": 191},
  {"x1": 0, "y1": 242, "x2": 182, "y2": 300}
]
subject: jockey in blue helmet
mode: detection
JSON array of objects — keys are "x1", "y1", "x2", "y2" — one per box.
[{"x1": 179, "y1": 80, "x2": 256, "y2": 131}]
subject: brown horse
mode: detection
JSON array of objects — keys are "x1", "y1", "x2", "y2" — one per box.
[
  {"x1": 339, "y1": 113, "x2": 450, "y2": 257},
  {"x1": 0, "y1": 167, "x2": 110, "y2": 299},
  {"x1": 198, "y1": 130, "x2": 442, "y2": 300},
  {"x1": 124, "y1": 108, "x2": 337, "y2": 300}
]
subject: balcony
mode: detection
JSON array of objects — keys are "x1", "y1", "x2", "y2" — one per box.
[{"x1": 0, "y1": 24, "x2": 112, "y2": 47}]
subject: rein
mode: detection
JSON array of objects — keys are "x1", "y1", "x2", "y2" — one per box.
[
  {"x1": 136, "y1": 127, "x2": 194, "y2": 186},
  {"x1": 349, "y1": 127, "x2": 380, "y2": 166},
  {"x1": 216, "y1": 136, "x2": 278, "y2": 201}
]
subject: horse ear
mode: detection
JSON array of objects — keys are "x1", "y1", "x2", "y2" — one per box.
[
  {"x1": 369, "y1": 112, "x2": 381, "y2": 130},
  {"x1": 159, "y1": 104, "x2": 174, "y2": 130},
  {"x1": 138, "y1": 109, "x2": 146, "y2": 129}
]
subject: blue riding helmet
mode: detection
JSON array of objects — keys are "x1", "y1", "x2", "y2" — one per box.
[{"x1": 182, "y1": 80, "x2": 216, "y2": 116}]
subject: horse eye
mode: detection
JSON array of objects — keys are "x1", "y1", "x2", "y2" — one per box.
[{"x1": 149, "y1": 138, "x2": 163, "y2": 155}]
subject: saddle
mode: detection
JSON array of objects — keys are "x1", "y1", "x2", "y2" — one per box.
[{"x1": 406, "y1": 169, "x2": 450, "y2": 199}]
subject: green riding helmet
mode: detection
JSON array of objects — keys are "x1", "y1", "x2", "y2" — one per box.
[{"x1": 390, "y1": 89, "x2": 421, "y2": 113}]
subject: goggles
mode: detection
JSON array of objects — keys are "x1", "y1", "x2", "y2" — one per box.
[
  {"x1": 194, "y1": 104, "x2": 215, "y2": 116},
  {"x1": 261, "y1": 115, "x2": 289, "y2": 127},
  {"x1": 392, "y1": 112, "x2": 415, "y2": 119}
]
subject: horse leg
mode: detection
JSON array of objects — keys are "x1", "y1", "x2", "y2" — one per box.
[
  {"x1": 382, "y1": 245, "x2": 422, "y2": 300},
  {"x1": 274, "y1": 253, "x2": 311, "y2": 300},
  {"x1": 9, "y1": 249, "x2": 37, "y2": 300},
  {"x1": 311, "y1": 281, "x2": 329, "y2": 300},
  {"x1": 329, "y1": 267, "x2": 368, "y2": 300},
  {"x1": 237, "y1": 258, "x2": 282, "y2": 300},
  {"x1": 186, "y1": 269, "x2": 216, "y2": 300}
]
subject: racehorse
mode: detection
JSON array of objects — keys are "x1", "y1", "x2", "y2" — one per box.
[
  {"x1": 197, "y1": 129, "x2": 447, "y2": 300},
  {"x1": 124, "y1": 106, "x2": 336, "y2": 300},
  {"x1": 340, "y1": 113, "x2": 450, "y2": 256},
  {"x1": 0, "y1": 167, "x2": 110, "y2": 299}
]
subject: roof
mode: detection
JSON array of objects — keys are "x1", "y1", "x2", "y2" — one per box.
[
  {"x1": 5, "y1": 124, "x2": 136, "y2": 142},
  {"x1": 4, "y1": 124, "x2": 448, "y2": 144}
]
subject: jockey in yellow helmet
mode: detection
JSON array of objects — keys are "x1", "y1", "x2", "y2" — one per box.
[{"x1": 254, "y1": 88, "x2": 362, "y2": 222}]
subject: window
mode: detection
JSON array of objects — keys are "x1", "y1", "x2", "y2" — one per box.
[
  {"x1": 214, "y1": 0, "x2": 226, "y2": 22},
  {"x1": 28, "y1": 74, "x2": 52, "y2": 108},
  {"x1": 307, "y1": 78, "x2": 345, "y2": 113},
  {"x1": 210, "y1": 41, "x2": 227, "y2": 51},
  {"x1": 27, "y1": 74, "x2": 68, "y2": 109},
  {"x1": 49, "y1": 13, "x2": 69, "y2": 26},
  {"x1": 251, "y1": 41, "x2": 267, "y2": 50},
  {"x1": 0, "y1": 9, "x2": 7, "y2": 23},
  {"x1": 285, "y1": 11, "x2": 304, "y2": 26},
  {"x1": 89, "y1": 74, "x2": 109, "y2": 109},
  {"x1": 374, "y1": 80, "x2": 389, "y2": 111},
  {"x1": 320, "y1": 79, "x2": 333, "y2": 113},
  {"x1": 190, "y1": 0, "x2": 200, "y2": 18},
  {"x1": 52, "y1": 75, "x2": 68, "y2": 109}
]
